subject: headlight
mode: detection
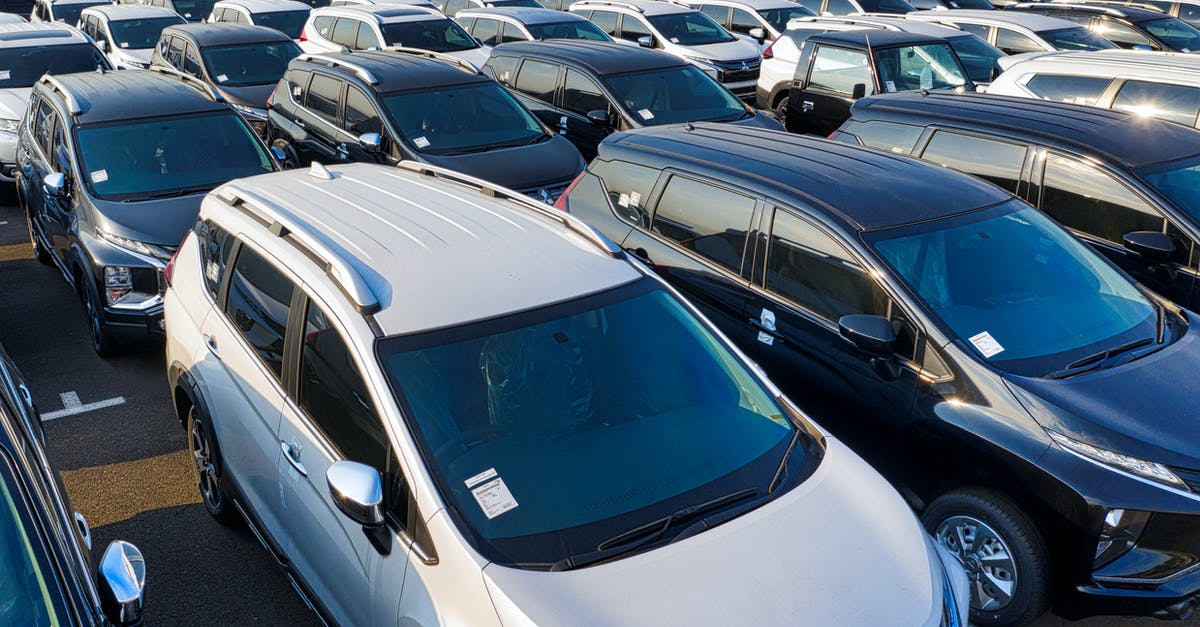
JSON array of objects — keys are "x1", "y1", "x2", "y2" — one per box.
[
  {"x1": 230, "y1": 103, "x2": 268, "y2": 120},
  {"x1": 684, "y1": 56, "x2": 722, "y2": 78},
  {"x1": 1048, "y1": 430, "x2": 1187, "y2": 490},
  {"x1": 104, "y1": 266, "x2": 133, "y2": 305},
  {"x1": 96, "y1": 229, "x2": 154, "y2": 257},
  {"x1": 0, "y1": 118, "x2": 18, "y2": 133}
]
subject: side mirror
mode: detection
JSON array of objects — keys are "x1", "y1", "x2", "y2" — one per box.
[
  {"x1": 1124, "y1": 231, "x2": 1184, "y2": 263},
  {"x1": 43, "y1": 171, "x2": 65, "y2": 197},
  {"x1": 838, "y1": 314, "x2": 895, "y2": 356},
  {"x1": 96, "y1": 540, "x2": 146, "y2": 627},
  {"x1": 637, "y1": 35, "x2": 654, "y2": 48},
  {"x1": 851, "y1": 83, "x2": 867, "y2": 99},
  {"x1": 748, "y1": 27, "x2": 765, "y2": 43},
  {"x1": 1132, "y1": 44, "x2": 1153, "y2": 51},
  {"x1": 96, "y1": 39, "x2": 108, "y2": 52},
  {"x1": 326, "y1": 460, "x2": 384, "y2": 527},
  {"x1": 358, "y1": 132, "x2": 382, "y2": 152},
  {"x1": 586, "y1": 109, "x2": 611, "y2": 126}
]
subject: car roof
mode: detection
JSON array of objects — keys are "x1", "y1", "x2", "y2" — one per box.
[
  {"x1": 208, "y1": 162, "x2": 641, "y2": 336},
  {"x1": 1001, "y1": 48, "x2": 1200, "y2": 75},
  {"x1": 598, "y1": 123, "x2": 1011, "y2": 231},
  {"x1": 907, "y1": 9, "x2": 1082, "y2": 31},
  {"x1": 812, "y1": 15, "x2": 976, "y2": 38},
  {"x1": 808, "y1": 28, "x2": 952, "y2": 46},
  {"x1": 313, "y1": 4, "x2": 444, "y2": 20},
  {"x1": 458, "y1": 6, "x2": 588, "y2": 22},
  {"x1": 215, "y1": 0, "x2": 312, "y2": 12},
  {"x1": 293, "y1": 50, "x2": 486, "y2": 91},
  {"x1": 851, "y1": 91, "x2": 1200, "y2": 168},
  {"x1": 570, "y1": 0, "x2": 693, "y2": 16},
  {"x1": 41, "y1": 69, "x2": 230, "y2": 123},
  {"x1": 52, "y1": 0, "x2": 107, "y2": 6},
  {"x1": 0, "y1": 22, "x2": 89, "y2": 47},
  {"x1": 82, "y1": 4, "x2": 184, "y2": 20},
  {"x1": 161, "y1": 21, "x2": 294, "y2": 45},
  {"x1": 1007, "y1": 3, "x2": 1170, "y2": 20},
  {"x1": 686, "y1": 0, "x2": 797, "y2": 10},
  {"x1": 489, "y1": 40, "x2": 685, "y2": 73}
]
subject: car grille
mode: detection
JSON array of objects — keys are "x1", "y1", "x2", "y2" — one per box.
[
  {"x1": 519, "y1": 180, "x2": 572, "y2": 205},
  {"x1": 1173, "y1": 466, "x2": 1200, "y2": 492},
  {"x1": 714, "y1": 57, "x2": 761, "y2": 84}
]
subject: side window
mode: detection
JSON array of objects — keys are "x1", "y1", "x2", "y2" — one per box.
[
  {"x1": 281, "y1": 69, "x2": 310, "y2": 102},
  {"x1": 472, "y1": 17, "x2": 500, "y2": 45},
  {"x1": 513, "y1": 59, "x2": 559, "y2": 102},
  {"x1": 196, "y1": 221, "x2": 235, "y2": 300},
  {"x1": 298, "y1": 300, "x2": 387, "y2": 470},
  {"x1": 458, "y1": 17, "x2": 476, "y2": 31},
  {"x1": 165, "y1": 36, "x2": 184, "y2": 66},
  {"x1": 920, "y1": 131, "x2": 1027, "y2": 194},
  {"x1": 182, "y1": 43, "x2": 203, "y2": 77},
  {"x1": 225, "y1": 245, "x2": 294, "y2": 380},
  {"x1": 1023, "y1": 74, "x2": 1111, "y2": 106},
  {"x1": 1040, "y1": 153, "x2": 1165, "y2": 245},
  {"x1": 730, "y1": 8, "x2": 760, "y2": 35},
  {"x1": 499, "y1": 22, "x2": 524, "y2": 43},
  {"x1": 354, "y1": 21, "x2": 380, "y2": 49},
  {"x1": 562, "y1": 69, "x2": 608, "y2": 116},
  {"x1": 49, "y1": 113, "x2": 67, "y2": 174},
  {"x1": 305, "y1": 73, "x2": 342, "y2": 122},
  {"x1": 765, "y1": 208, "x2": 890, "y2": 323},
  {"x1": 699, "y1": 4, "x2": 729, "y2": 27},
  {"x1": 444, "y1": 0, "x2": 467, "y2": 14},
  {"x1": 806, "y1": 45, "x2": 873, "y2": 95},
  {"x1": 343, "y1": 86, "x2": 382, "y2": 134},
  {"x1": 954, "y1": 22, "x2": 990, "y2": 40},
  {"x1": 824, "y1": 0, "x2": 857, "y2": 14},
  {"x1": 1093, "y1": 17, "x2": 1153, "y2": 48},
  {"x1": 32, "y1": 99, "x2": 54, "y2": 155},
  {"x1": 313, "y1": 15, "x2": 335, "y2": 38},
  {"x1": 331, "y1": 17, "x2": 357, "y2": 46},
  {"x1": 846, "y1": 120, "x2": 922, "y2": 154},
  {"x1": 651, "y1": 176, "x2": 755, "y2": 274},
  {"x1": 589, "y1": 9, "x2": 617, "y2": 36},
  {"x1": 618, "y1": 14, "x2": 650, "y2": 42},
  {"x1": 486, "y1": 54, "x2": 519, "y2": 84},
  {"x1": 994, "y1": 28, "x2": 1043, "y2": 54},
  {"x1": 1111, "y1": 80, "x2": 1200, "y2": 127},
  {"x1": 590, "y1": 159, "x2": 660, "y2": 227}
]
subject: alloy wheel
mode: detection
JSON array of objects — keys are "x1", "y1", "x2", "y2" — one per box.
[
  {"x1": 934, "y1": 514, "x2": 1018, "y2": 612},
  {"x1": 190, "y1": 420, "x2": 222, "y2": 510}
]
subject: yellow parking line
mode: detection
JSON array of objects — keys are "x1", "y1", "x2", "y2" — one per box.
[
  {"x1": 0, "y1": 242, "x2": 33, "y2": 262},
  {"x1": 60, "y1": 449, "x2": 202, "y2": 529}
]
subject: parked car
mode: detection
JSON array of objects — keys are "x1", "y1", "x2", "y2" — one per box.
[
  {"x1": 127, "y1": 0, "x2": 218, "y2": 21},
  {"x1": 0, "y1": 339, "x2": 148, "y2": 626},
  {"x1": 986, "y1": 48, "x2": 1200, "y2": 127},
  {"x1": 908, "y1": 0, "x2": 995, "y2": 10},
  {"x1": 164, "y1": 159, "x2": 970, "y2": 627},
  {"x1": 486, "y1": 40, "x2": 781, "y2": 160},
  {"x1": 681, "y1": 0, "x2": 816, "y2": 50},
  {"x1": 328, "y1": 0, "x2": 438, "y2": 8},
  {"x1": 907, "y1": 9, "x2": 1118, "y2": 53},
  {"x1": 782, "y1": 29, "x2": 973, "y2": 135},
  {"x1": 457, "y1": 6, "x2": 612, "y2": 47},
  {"x1": 16, "y1": 69, "x2": 278, "y2": 355},
  {"x1": 430, "y1": 0, "x2": 538, "y2": 16},
  {"x1": 0, "y1": 23, "x2": 109, "y2": 189},
  {"x1": 793, "y1": 0, "x2": 915, "y2": 15},
  {"x1": 208, "y1": 0, "x2": 312, "y2": 39},
  {"x1": 1006, "y1": 3, "x2": 1200, "y2": 50},
  {"x1": 267, "y1": 50, "x2": 584, "y2": 200},
  {"x1": 298, "y1": 5, "x2": 488, "y2": 66},
  {"x1": 1048, "y1": 0, "x2": 1200, "y2": 27},
  {"x1": 569, "y1": 0, "x2": 762, "y2": 100},
  {"x1": 557, "y1": 121, "x2": 1200, "y2": 626},
  {"x1": 30, "y1": 0, "x2": 109, "y2": 23},
  {"x1": 78, "y1": 4, "x2": 187, "y2": 69}
]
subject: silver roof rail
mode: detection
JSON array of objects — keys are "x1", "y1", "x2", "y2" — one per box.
[
  {"x1": 296, "y1": 53, "x2": 380, "y2": 84},
  {"x1": 395, "y1": 161, "x2": 622, "y2": 258},
  {"x1": 147, "y1": 65, "x2": 225, "y2": 102},
  {"x1": 379, "y1": 46, "x2": 479, "y2": 73},
  {"x1": 37, "y1": 75, "x2": 83, "y2": 115},
  {"x1": 570, "y1": 0, "x2": 645, "y2": 11},
  {"x1": 215, "y1": 185, "x2": 382, "y2": 315}
]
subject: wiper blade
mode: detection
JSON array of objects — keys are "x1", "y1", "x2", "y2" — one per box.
[
  {"x1": 139, "y1": 185, "x2": 213, "y2": 201},
  {"x1": 1045, "y1": 336, "x2": 1156, "y2": 380}
]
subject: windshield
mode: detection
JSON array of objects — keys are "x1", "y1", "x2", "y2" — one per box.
[
  {"x1": 379, "y1": 18, "x2": 478, "y2": 51},
  {"x1": 1139, "y1": 156, "x2": 1200, "y2": 222},
  {"x1": 250, "y1": 10, "x2": 309, "y2": 38},
  {"x1": 868, "y1": 202, "x2": 1158, "y2": 377},
  {"x1": 200, "y1": 41, "x2": 300, "y2": 86},
  {"x1": 76, "y1": 111, "x2": 274, "y2": 201},
  {"x1": 0, "y1": 455, "x2": 68, "y2": 627},
  {"x1": 525, "y1": 19, "x2": 611, "y2": 41},
  {"x1": 874, "y1": 43, "x2": 970, "y2": 92},
  {"x1": 1140, "y1": 17, "x2": 1200, "y2": 51},
  {"x1": 49, "y1": 0, "x2": 106, "y2": 23},
  {"x1": 855, "y1": 0, "x2": 916, "y2": 12},
  {"x1": 169, "y1": 0, "x2": 216, "y2": 19},
  {"x1": 757, "y1": 7, "x2": 814, "y2": 33},
  {"x1": 382, "y1": 82, "x2": 546, "y2": 155},
  {"x1": 488, "y1": 0, "x2": 539, "y2": 6},
  {"x1": 944, "y1": 0, "x2": 992, "y2": 8},
  {"x1": 647, "y1": 11, "x2": 735, "y2": 45},
  {"x1": 377, "y1": 279, "x2": 810, "y2": 567},
  {"x1": 1037, "y1": 26, "x2": 1119, "y2": 51},
  {"x1": 108, "y1": 16, "x2": 187, "y2": 49},
  {"x1": 0, "y1": 43, "x2": 108, "y2": 88},
  {"x1": 605, "y1": 65, "x2": 746, "y2": 125},
  {"x1": 947, "y1": 35, "x2": 1004, "y2": 84}
]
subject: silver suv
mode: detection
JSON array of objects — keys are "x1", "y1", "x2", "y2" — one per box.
[{"x1": 163, "y1": 161, "x2": 968, "y2": 626}]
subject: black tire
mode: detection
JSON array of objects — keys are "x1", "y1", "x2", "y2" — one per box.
[
  {"x1": 272, "y1": 139, "x2": 300, "y2": 170},
  {"x1": 187, "y1": 405, "x2": 240, "y2": 526},
  {"x1": 81, "y1": 277, "x2": 119, "y2": 358},
  {"x1": 922, "y1": 488, "x2": 1050, "y2": 627},
  {"x1": 772, "y1": 95, "x2": 787, "y2": 129}
]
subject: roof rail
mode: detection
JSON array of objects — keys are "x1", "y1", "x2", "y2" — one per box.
[
  {"x1": 396, "y1": 160, "x2": 623, "y2": 258},
  {"x1": 1009, "y1": 2, "x2": 1142, "y2": 14},
  {"x1": 147, "y1": 65, "x2": 225, "y2": 102},
  {"x1": 215, "y1": 184, "x2": 382, "y2": 314},
  {"x1": 378, "y1": 46, "x2": 479, "y2": 73},
  {"x1": 1051, "y1": 0, "x2": 1164, "y2": 11},
  {"x1": 569, "y1": 0, "x2": 645, "y2": 11},
  {"x1": 37, "y1": 75, "x2": 83, "y2": 115},
  {"x1": 295, "y1": 53, "x2": 381, "y2": 84}
]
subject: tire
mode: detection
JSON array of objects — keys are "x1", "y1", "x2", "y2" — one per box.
[
  {"x1": 81, "y1": 277, "x2": 119, "y2": 358},
  {"x1": 187, "y1": 404, "x2": 240, "y2": 526},
  {"x1": 272, "y1": 139, "x2": 300, "y2": 170},
  {"x1": 922, "y1": 488, "x2": 1050, "y2": 627},
  {"x1": 772, "y1": 95, "x2": 787, "y2": 129}
]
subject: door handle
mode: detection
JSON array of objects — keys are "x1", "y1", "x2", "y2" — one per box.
[
  {"x1": 281, "y1": 441, "x2": 307, "y2": 477},
  {"x1": 801, "y1": 101, "x2": 814, "y2": 112},
  {"x1": 203, "y1": 334, "x2": 220, "y2": 359},
  {"x1": 294, "y1": 118, "x2": 306, "y2": 128}
]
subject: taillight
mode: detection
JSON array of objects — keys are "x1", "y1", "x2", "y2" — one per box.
[
  {"x1": 827, "y1": 130, "x2": 839, "y2": 140},
  {"x1": 163, "y1": 248, "x2": 179, "y2": 288},
  {"x1": 762, "y1": 38, "x2": 776, "y2": 59},
  {"x1": 299, "y1": 29, "x2": 307, "y2": 42},
  {"x1": 553, "y1": 171, "x2": 586, "y2": 211},
  {"x1": 266, "y1": 91, "x2": 273, "y2": 107}
]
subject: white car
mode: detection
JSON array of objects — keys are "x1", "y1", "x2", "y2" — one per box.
[
  {"x1": 328, "y1": 0, "x2": 440, "y2": 11},
  {"x1": 569, "y1": 0, "x2": 763, "y2": 99},
  {"x1": 986, "y1": 48, "x2": 1200, "y2": 127},
  {"x1": 164, "y1": 160, "x2": 970, "y2": 627},
  {"x1": 457, "y1": 6, "x2": 613, "y2": 47},
  {"x1": 299, "y1": 4, "x2": 488, "y2": 66},
  {"x1": 77, "y1": 4, "x2": 185, "y2": 68},
  {"x1": 0, "y1": 12, "x2": 28, "y2": 22},
  {"x1": 208, "y1": 0, "x2": 311, "y2": 39},
  {"x1": 30, "y1": 0, "x2": 111, "y2": 23},
  {"x1": 906, "y1": 10, "x2": 1119, "y2": 54},
  {"x1": 682, "y1": 0, "x2": 816, "y2": 50}
]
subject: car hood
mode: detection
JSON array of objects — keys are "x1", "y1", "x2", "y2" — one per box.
[
  {"x1": 0, "y1": 87, "x2": 32, "y2": 121},
  {"x1": 1005, "y1": 317, "x2": 1200, "y2": 469},
  {"x1": 216, "y1": 83, "x2": 274, "y2": 108},
  {"x1": 113, "y1": 47, "x2": 154, "y2": 65},
  {"x1": 731, "y1": 110, "x2": 784, "y2": 131},
  {"x1": 481, "y1": 439, "x2": 946, "y2": 626},
  {"x1": 419, "y1": 134, "x2": 583, "y2": 191},
  {"x1": 445, "y1": 47, "x2": 490, "y2": 70},
  {"x1": 92, "y1": 194, "x2": 206, "y2": 248},
  {"x1": 679, "y1": 37, "x2": 761, "y2": 61}
]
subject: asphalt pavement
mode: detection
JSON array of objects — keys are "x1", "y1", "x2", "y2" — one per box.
[{"x1": 0, "y1": 199, "x2": 1194, "y2": 626}]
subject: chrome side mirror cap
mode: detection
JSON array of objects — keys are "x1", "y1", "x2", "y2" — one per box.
[
  {"x1": 637, "y1": 35, "x2": 654, "y2": 48},
  {"x1": 327, "y1": 460, "x2": 384, "y2": 527},
  {"x1": 358, "y1": 132, "x2": 382, "y2": 152},
  {"x1": 97, "y1": 540, "x2": 146, "y2": 627},
  {"x1": 43, "y1": 171, "x2": 65, "y2": 197}
]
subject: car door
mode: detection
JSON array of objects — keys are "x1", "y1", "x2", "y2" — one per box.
[
  {"x1": 557, "y1": 68, "x2": 611, "y2": 161},
  {"x1": 788, "y1": 44, "x2": 873, "y2": 136},
  {"x1": 340, "y1": 85, "x2": 393, "y2": 163},
  {"x1": 295, "y1": 72, "x2": 345, "y2": 162},
  {"x1": 42, "y1": 109, "x2": 76, "y2": 259},
  {"x1": 21, "y1": 98, "x2": 55, "y2": 257},
  {"x1": 510, "y1": 58, "x2": 562, "y2": 131}
]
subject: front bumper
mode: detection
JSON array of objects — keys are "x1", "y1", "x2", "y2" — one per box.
[
  {"x1": 103, "y1": 301, "x2": 166, "y2": 343},
  {"x1": 723, "y1": 79, "x2": 758, "y2": 101},
  {"x1": 0, "y1": 131, "x2": 16, "y2": 182}
]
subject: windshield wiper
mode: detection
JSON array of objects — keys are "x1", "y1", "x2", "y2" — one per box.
[
  {"x1": 548, "y1": 488, "x2": 760, "y2": 571},
  {"x1": 137, "y1": 185, "x2": 214, "y2": 201},
  {"x1": 1045, "y1": 336, "x2": 1156, "y2": 380}
]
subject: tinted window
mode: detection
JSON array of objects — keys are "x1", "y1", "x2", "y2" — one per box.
[
  {"x1": 874, "y1": 43, "x2": 968, "y2": 91},
  {"x1": 756, "y1": 7, "x2": 814, "y2": 33},
  {"x1": 203, "y1": 41, "x2": 301, "y2": 87},
  {"x1": 794, "y1": 0, "x2": 822, "y2": 12},
  {"x1": 379, "y1": 18, "x2": 477, "y2": 51},
  {"x1": 562, "y1": 69, "x2": 607, "y2": 116},
  {"x1": 824, "y1": 0, "x2": 858, "y2": 14},
  {"x1": 313, "y1": 14, "x2": 334, "y2": 37},
  {"x1": 355, "y1": 21, "x2": 380, "y2": 49},
  {"x1": 699, "y1": 4, "x2": 728, "y2": 26},
  {"x1": 588, "y1": 9, "x2": 617, "y2": 35},
  {"x1": 855, "y1": 0, "x2": 914, "y2": 12},
  {"x1": 299, "y1": 300, "x2": 387, "y2": 469},
  {"x1": 921, "y1": 132, "x2": 1026, "y2": 193},
  {"x1": 1093, "y1": 18, "x2": 1153, "y2": 48},
  {"x1": 197, "y1": 220, "x2": 234, "y2": 300},
  {"x1": 514, "y1": 59, "x2": 558, "y2": 101},
  {"x1": 526, "y1": 19, "x2": 609, "y2": 40},
  {"x1": 729, "y1": 8, "x2": 759, "y2": 34},
  {"x1": 619, "y1": 13, "x2": 651, "y2": 41},
  {"x1": 946, "y1": 35, "x2": 1004, "y2": 85},
  {"x1": 330, "y1": 16, "x2": 357, "y2": 46},
  {"x1": 807, "y1": 45, "x2": 872, "y2": 94},
  {"x1": 1181, "y1": 3, "x2": 1200, "y2": 25},
  {"x1": 646, "y1": 11, "x2": 735, "y2": 45},
  {"x1": 652, "y1": 176, "x2": 754, "y2": 273},
  {"x1": 252, "y1": 9, "x2": 309, "y2": 38},
  {"x1": 995, "y1": 27, "x2": 1043, "y2": 54},
  {"x1": 605, "y1": 65, "x2": 745, "y2": 125},
  {"x1": 472, "y1": 17, "x2": 500, "y2": 45},
  {"x1": 165, "y1": 35, "x2": 184, "y2": 65},
  {"x1": 1037, "y1": 26, "x2": 1117, "y2": 51},
  {"x1": 181, "y1": 43, "x2": 202, "y2": 76},
  {"x1": 849, "y1": 120, "x2": 923, "y2": 154},
  {"x1": 1024, "y1": 74, "x2": 1111, "y2": 105},
  {"x1": 1141, "y1": 17, "x2": 1200, "y2": 51},
  {"x1": 108, "y1": 16, "x2": 186, "y2": 49},
  {"x1": 305, "y1": 73, "x2": 342, "y2": 122},
  {"x1": 382, "y1": 83, "x2": 545, "y2": 155},
  {"x1": 1111, "y1": 80, "x2": 1200, "y2": 126},
  {"x1": 955, "y1": 22, "x2": 990, "y2": 40},
  {"x1": 1040, "y1": 154, "x2": 1164, "y2": 245},
  {"x1": 444, "y1": 0, "x2": 466, "y2": 14},
  {"x1": 590, "y1": 159, "x2": 660, "y2": 227},
  {"x1": 0, "y1": 43, "x2": 107, "y2": 88},
  {"x1": 486, "y1": 54, "x2": 518, "y2": 84},
  {"x1": 0, "y1": 458, "x2": 71, "y2": 627},
  {"x1": 226, "y1": 245, "x2": 294, "y2": 379},
  {"x1": 32, "y1": 99, "x2": 53, "y2": 155},
  {"x1": 344, "y1": 86, "x2": 381, "y2": 134}
]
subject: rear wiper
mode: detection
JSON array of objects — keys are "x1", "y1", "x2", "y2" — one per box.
[
  {"x1": 1045, "y1": 336, "x2": 1156, "y2": 380},
  {"x1": 548, "y1": 488, "x2": 760, "y2": 571}
]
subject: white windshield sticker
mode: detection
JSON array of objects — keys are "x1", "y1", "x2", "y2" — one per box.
[
  {"x1": 670, "y1": 37, "x2": 679, "y2": 43},
  {"x1": 0, "y1": 70, "x2": 9, "y2": 80},
  {"x1": 119, "y1": 42, "x2": 129, "y2": 48},
  {"x1": 628, "y1": 191, "x2": 641, "y2": 207},
  {"x1": 414, "y1": 136, "x2": 430, "y2": 148},
  {"x1": 465, "y1": 467, "x2": 498, "y2": 488},
  {"x1": 216, "y1": 74, "x2": 228, "y2": 83},
  {"x1": 638, "y1": 108, "x2": 654, "y2": 120},
  {"x1": 471, "y1": 476, "x2": 518, "y2": 519},
  {"x1": 617, "y1": 192, "x2": 630, "y2": 207},
  {"x1": 90, "y1": 169, "x2": 108, "y2": 183},
  {"x1": 292, "y1": 84, "x2": 302, "y2": 97},
  {"x1": 884, "y1": 80, "x2": 897, "y2": 93},
  {"x1": 969, "y1": 331, "x2": 1004, "y2": 358}
]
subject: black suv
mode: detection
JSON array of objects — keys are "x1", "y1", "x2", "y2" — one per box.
[
  {"x1": 1007, "y1": 3, "x2": 1200, "y2": 50},
  {"x1": 558, "y1": 123, "x2": 1200, "y2": 625},
  {"x1": 0, "y1": 338, "x2": 148, "y2": 625},
  {"x1": 484, "y1": 40, "x2": 781, "y2": 161},
  {"x1": 150, "y1": 22, "x2": 302, "y2": 134},
  {"x1": 267, "y1": 50, "x2": 584, "y2": 201},
  {"x1": 16, "y1": 69, "x2": 278, "y2": 356},
  {"x1": 834, "y1": 91, "x2": 1200, "y2": 315}
]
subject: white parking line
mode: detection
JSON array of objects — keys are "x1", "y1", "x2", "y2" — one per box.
[
  {"x1": 43, "y1": 396, "x2": 126, "y2": 421},
  {"x1": 0, "y1": 221, "x2": 8, "y2": 226}
]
